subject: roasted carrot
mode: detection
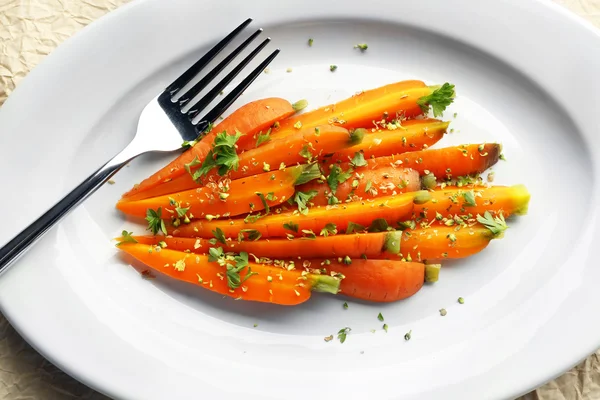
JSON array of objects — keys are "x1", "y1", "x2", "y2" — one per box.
[
  {"x1": 342, "y1": 143, "x2": 501, "y2": 178},
  {"x1": 269, "y1": 81, "x2": 454, "y2": 143},
  {"x1": 413, "y1": 185, "x2": 530, "y2": 220},
  {"x1": 122, "y1": 98, "x2": 295, "y2": 200},
  {"x1": 117, "y1": 243, "x2": 340, "y2": 305},
  {"x1": 313, "y1": 258, "x2": 425, "y2": 302},
  {"x1": 116, "y1": 164, "x2": 320, "y2": 219},
  {"x1": 298, "y1": 166, "x2": 419, "y2": 206},
  {"x1": 120, "y1": 125, "x2": 361, "y2": 201},
  {"x1": 397, "y1": 225, "x2": 501, "y2": 261},
  {"x1": 325, "y1": 119, "x2": 448, "y2": 163},
  {"x1": 171, "y1": 191, "x2": 431, "y2": 239}
]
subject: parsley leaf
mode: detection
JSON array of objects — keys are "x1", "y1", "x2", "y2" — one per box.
[
  {"x1": 320, "y1": 223, "x2": 338, "y2": 237},
  {"x1": 298, "y1": 145, "x2": 313, "y2": 162},
  {"x1": 294, "y1": 163, "x2": 322, "y2": 185},
  {"x1": 416, "y1": 82, "x2": 455, "y2": 117},
  {"x1": 477, "y1": 211, "x2": 508, "y2": 237},
  {"x1": 346, "y1": 221, "x2": 366, "y2": 234},
  {"x1": 293, "y1": 190, "x2": 318, "y2": 215},
  {"x1": 462, "y1": 190, "x2": 477, "y2": 207},
  {"x1": 116, "y1": 230, "x2": 138, "y2": 246},
  {"x1": 338, "y1": 327, "x2": 351, "y2": 343},
  {"x1": 397, "y1": 220, "x2": 416, "y2": 231},
  {"x1": 327, "y1": 165, "x2": 353, "y2": 193},
  {"x1": 377, "y1": 312, "x2": 384, "y2": 321},
  {"x1": 255, "y1": 129, "x2": 271, "y2": 148},
  {"x1": 184, "y1": 156, "x2": 201, "y2": 177},
  {"x1": 301, "y1": 229, "x2": 317, "y2": 239},
  {"x1": 368, "y1": 218, "x2": 389, "y2": 232},
  {"x1": 145, "y1": 207, "x2": 167, "y2": 235},
  {"x1": 239, "y1": 229, "x2": 262, "y2": 241},
  {"x1": 212, "y1": 227, "x2": 227, "y2": 244},
  {"x1": 208, "y1": 247, "x2": 224, "y2": 262},
  {"x1": 175, "y1": 205, "x2": 190, "y2": 218},
  {"x1": 283, "y1": 222, "x2": 299, "y2": 233},
  {"x1": 350, "y1": 152, "x2": 368, "y2": 167},
  {"x1": 195, "y1": 130, "x2": 243, "y2": 179},
  {"x1": 255, "y1": 192, "x2": 270, "y2": 214}
]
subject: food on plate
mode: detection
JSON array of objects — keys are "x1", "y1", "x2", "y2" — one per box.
[{"x1": 114, "y1": 79, "x2": 530, "y2": 306}]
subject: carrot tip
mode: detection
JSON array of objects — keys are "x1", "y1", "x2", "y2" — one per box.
[
  {"x1": 384, "y1": 231, "x2": 402, "y2": 254},
  {"x1": 511, "y1": 184, "x2": 531, "y2": 216},
  {"x1": 349, "y1": 128, "x2": 366, "y2": 146}
]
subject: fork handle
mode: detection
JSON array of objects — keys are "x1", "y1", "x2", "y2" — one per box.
[{"x1": 0, "y1": 151, "x2": 130, "y2": 277}]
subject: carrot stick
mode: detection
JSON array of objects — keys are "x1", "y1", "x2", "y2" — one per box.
[
  {"x1": 312, "y1": 258, "x2": 425, "y2": 302},
  {"x1": 120, "y1": 125, "x2": 361, "y2": 201},
  {"x1": 117, "y1": 243, "x2": 340, "y2": 305},
  {"x1": 298, "y1": 166, "x2": 420, "y2": 206},
  {"x1": 413, "y1": 185, "x2": 530, "y2": 220},
  {"x1": 115, "y1": 164, "x2": 320, "y2": 219},
  {"x1": 171, "y1": 191, "x2": 431, "y2": 239},
  {"x1": 343, "y1": 143, "x2": 501, "y2": 178},
  {"x1": 325, "y1": 119, "x2": 449, "y2": 163},
  {"x1": 269, "y1": 81, "x2": 427, "y2": 140},
  {"x1": 122, "y1": 98, "x2": 295, "y2": 200}
]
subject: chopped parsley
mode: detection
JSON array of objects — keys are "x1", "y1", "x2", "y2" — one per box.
[
  {"x1": 293, "y1": 190, "x2": 318, "y2": 215},
  {"x1": 184, "y1": 156, "x2": 201, "y2": 177},
  {"x1": 212, "y1": 227, "x2": 227, "y2": 244},
  {"x1": 308, "y1": 38, "x2": 314, "y2": 47},
  {"x1": 298, "y1": 144, "x2": 313, "y2": 161},
  {"x1": 320, "y1": 223, "x2": 338, "y2": 237},
  {"x1": 283, "y1": 221, "x2": 299, "y2": 233},
  {"x1": 255, "y1": 129, "x2": 271, "y2": 147},
  {"x1": 330, "y1": 65, "x2": 338, "y2": 72},
  {"x1": 350, "y1": 152, "x2": 368, "y2": 167},
  {"x1": 377, "y1": 312, "x2": 384, "y2": 322},
  {"x1": 327, "y1": 165, "x2": 353, "y2": 193},
  {"x1": 238, "y1": 229, "x2": 262, "y2": 241},
  {"x1": 383, "y1": 324, "x2": 388, "y2": 333},
  {"x1": 195, "y1": 130, "x2": 243, "y2": 178},
  {"x1": 462, "y1": 190, "x2": 477, "y2": 207},
  {"x1": 368, "y1": 218, "x2": 389, "y2": 233},
  {"x1": 337, "y1": 327, "x2": 351, "y2": 343},
  {"x1": 404, "y1": 330, "x2": 412, "y2": 341},
  {"x1": 477, "y1": 211, "x2": 508, "y2": 236},
  {"x1": 302, "y1": 229, "x2": 317, "y2": 239},
  {"x1": 255, "y1": 192, "x2": 271, "y2": 214},
  {"x1": 146, "y1": 207, "x2": 167, "y2": 235},
  {"x1": 208, "y1": 248, "x2": 257, "y2": 289},
  {"x1": 354, "y1": 43, "x2": 368, "y2": 51},
  {"x1": 343, "y1": 302, "x2": 349, "y2": 309},
  {"x1": 346, "y1": 221, "x2": 366, "y2": 234}
]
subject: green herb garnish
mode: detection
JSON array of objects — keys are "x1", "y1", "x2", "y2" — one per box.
[
  {"x1": 346, "y1": 221, "x2": 366, "y2": 234},
  {"x1": 255, "y1": 192, "x2": 270, "y2": 214},
  {"x1": 116, "y1": 230, "x2": 138, "y2": 246},
  {"x1": 377, "y1": 312, "x2": 384, "y2": 322},
  {"x1": 283, "y1": 221, "x2": 299, "y2": 233},
  {"x1": 320, "y1": 223, "x2": 338, "y2": 237},
  {"x1": 462, "y1": 190, "x2": 477, "y2": 207},
  {"x1": 146, "y1": 207, "x2": 167, "y2": 235},
  {"x1": 338, "y1": 327, "x2": 351, "y2": 343},
  {"x1": 293, "y1": 190, "x2": 318, "y2": 215},
  {"x1": 477, "y1": 211, "x2": 508, "y2": 236},
  {"x1": 416, "y1": 83, "x2": 455, "y2": 117},
  {"x1": 255, "y1": 129, "x2": 271, "y2": 147},
  {"x1": 327, "y1": 165, "x2": 353, "y2": 193},
  {"x1": 350, "y1": 152, "x2": 368, "y2": 167},
  {"x1": 212, "y1": 227, "x2": 227, "y2": 244}
]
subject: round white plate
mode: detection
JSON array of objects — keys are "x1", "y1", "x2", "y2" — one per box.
[{"x1": 1, "y1": 0, "x2": 600, "y2": 399}]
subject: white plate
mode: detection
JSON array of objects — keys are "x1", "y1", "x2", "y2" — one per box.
[{"x1": 1, "y1": 0, "x2": 599, "y2": 399}]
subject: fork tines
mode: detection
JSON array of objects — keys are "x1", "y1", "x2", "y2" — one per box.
[{"x1": 159, "y1": 18, "x2": 279, "y2": 139}]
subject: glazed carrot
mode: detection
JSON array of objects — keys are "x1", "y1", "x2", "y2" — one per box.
[
  {"x1": 397, "y1": 225, "x2": 501, "y2": 261},
  {"x1": 171, "y1": 191, "x2": 431, "y2": 239},
  {"x1": 117, "y1": 243, "x2": 340, "y2": 305},
  {"x1": 298, "y1": 166, "x2": 419, "y2": 206},
  {"x1": 413, "y1": 185, "x2": 530, "y2": 220},
  {"x1": 116, "y1": 164, "x2": 320, "y2": 219},
  {"x1": 314, "y1": 258, "x2": 425, "y2": 302},
  {"x1": 122, "y1": 98, "x2": 295, "y2": 200},
  {"x1": 128, "y1": 230, "x2": 402, "y2": 259},
  {"x1": 270, "y1": 81, "x2": 454, "y2": 143},
  {"x1": 325, "y1": 119, "x2": 448, "y2": 163},
  {"x1": 342, "y1": 144, "x2": 501, "y2": 178},
  {"x1": 120, "y1": 125, "x2": 361, "y2": 201}
]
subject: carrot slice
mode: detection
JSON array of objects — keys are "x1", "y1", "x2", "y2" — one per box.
[
  {"x1": 298, "y1": 166, "x2": 419, "y2": 206},
  {"x1": 413, "y1": 185, "x2": 530, "y2": 220},
  {"x1": 117, "y1": 243, "x2": 340, "y2": 305},
  {"x1": 269, "y1": 81, "x2": 431, "y2": 142},
  {"x1": 121, "y1": 125, "x2": 360, "y2": 201},
  {"x1": 171, "y1": 191, "x2": 431, "y2": 239},
  {"x1": 347, "y1": 143, "x2": 501, "y2": 178},
  {"x1": 122, "y1": 98, "x2": 295, "y2": 200},
  {"x1": 315, "y1": 258, "x2": 425, "y2": 303},
  {"x1": 116, "y1": 164, "x2": 319, "y2": 219},
  {"x1": 326, "y1": 119, "x2": 449, "y2": 162}
]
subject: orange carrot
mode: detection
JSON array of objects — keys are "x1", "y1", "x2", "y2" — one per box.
[
  {"x1": 397, "y1": 225, "x2": 500, "y2": 261},
  {"x1": 116, "y1": 164, "x2": 320, "y2": 219},
  {"x1": 122, "y1": 98, "x2": 295, "y2": 200},
  {"x1": 119, "y1": 125, "x2": 361, "y2": 201},
  {"x1": 171, "y1": 191, "x2": 431, "y2": 239},
  {"x1": 298, "y1": 166, "x2": 419, "y2": 206},
  {"x1": 344, "y1": 143, "x2": 501, "y2": 178},
  {"x1": 313, "y1": 258, "x2": 425, "y2": 302},
  {"x1": 269, "y1": 81, "x2": 436, "y2": 142},
  {"x1": 413, "y1": 185, "x2": 530, "y2": 220},
  {"x1": 325, "y1": 119, "x2": 448, "y2": 163},
  {"x1": 117, "y1": 243, "x2": 340, "y2": 305}
]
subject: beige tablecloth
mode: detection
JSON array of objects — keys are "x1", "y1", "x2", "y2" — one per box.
[{"x1": 1, "y1": 0, "x2": 600, "y2": 399}]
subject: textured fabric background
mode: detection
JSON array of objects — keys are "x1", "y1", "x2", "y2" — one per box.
[{"x1": 1, "y1": 0, "x2": 599, "y2": 399}]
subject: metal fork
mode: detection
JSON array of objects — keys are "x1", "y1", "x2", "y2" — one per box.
[{"x1": 0, "y1": 18, "x2": 278, "y2": 276}]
